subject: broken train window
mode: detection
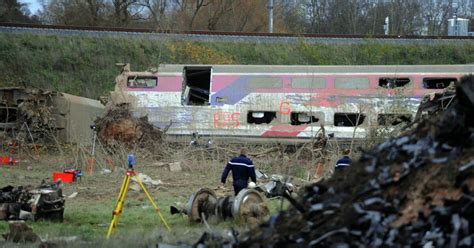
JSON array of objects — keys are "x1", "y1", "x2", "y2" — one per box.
[
  {"x1": 379, "y1": 78, "x2": 411, "y2": 89},
  {"x1": 422, "y1": 78, "x2": 457, "y2": 89},
  {"x1": 290, "y1": 112, "x2": 320, "y2": 125},
  {"x1": 182, "y1": 66, "x2": 212, "y2": 105},
  {"x1": 247, "y1": 111, "x2": 276, "y2": 124},
  {"x1": 377, "y1": 114, "x2": 412, "y2": 126},
  {"x1": 334, "y1": 113, "x2": 365, "y2": 127},
  {"x1": 0, "y1": 107, "x2": 17, "y2": 124},
  {"x1": 127, "y1": 76, "x2": 157, "y2": 88}
]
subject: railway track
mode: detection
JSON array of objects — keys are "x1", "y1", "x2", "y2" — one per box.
[{"x1": 1, "y1": 22, "x2": 473, "y2": 45}]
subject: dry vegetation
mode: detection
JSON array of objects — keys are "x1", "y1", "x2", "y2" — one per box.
[{"x1": 0, "y1": 121, "x2": 348, "y2": 247}]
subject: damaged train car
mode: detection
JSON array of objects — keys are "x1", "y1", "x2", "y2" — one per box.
[
  {"x1": 0, "y1": 87, "x2": 104, "y2": 144},
  {"x1": 109, "y1": 64, "x2": 473, "y2": 142}
]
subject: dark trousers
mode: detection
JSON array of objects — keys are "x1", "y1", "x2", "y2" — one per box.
[
  {"x1": 336, "y1": 165, "x2": 349, "y2": 171},
  {"x1": 233, "y1": 185, "x2": 246, "y2": 195}
]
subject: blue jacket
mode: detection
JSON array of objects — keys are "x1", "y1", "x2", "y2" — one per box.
[
  {"x1": 221, "y1": 154, "x2": 256, "y2": 187},
  {"x1": 336, "y1": 156, "x2": 352, "y2": 169}
]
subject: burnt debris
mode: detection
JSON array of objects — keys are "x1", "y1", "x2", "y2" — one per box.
[
  {"x1": 207, "y1": 75, "x2": 474, "y2": 247},
  {"x1": 0, "y1": 182, "x2": 65, "y2": 222}
]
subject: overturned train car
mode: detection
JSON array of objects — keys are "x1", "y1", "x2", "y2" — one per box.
[
  {"x1": 109, "y1": 64, "x2": 473, "y2": 142},
  {"x1": 0, "y1": 87, "x2": 104, "y2": 144}
]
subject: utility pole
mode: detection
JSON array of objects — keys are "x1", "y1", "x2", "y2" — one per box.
[
  {"x1": 453, "y1": 1, "x2": 458, "y2": 35},
  {"x1": 268, "y1": 0, "x2": 273, "y2": 33},
  {"x1": 384, "y1": 16, "x2": 389, "y2": 35}
]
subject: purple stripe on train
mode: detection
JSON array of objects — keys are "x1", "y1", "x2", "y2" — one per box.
[{"x1": 211, "y1": 77, "x2": 252, "y2": 106}]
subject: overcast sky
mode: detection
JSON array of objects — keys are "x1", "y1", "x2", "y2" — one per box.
[{"x1": 19, "y1": 0, "x2": 42, "y2": 15}]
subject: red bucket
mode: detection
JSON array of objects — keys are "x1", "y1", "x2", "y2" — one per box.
[{"x1": 52, "y1": 172, "x2": 74, "y2": 184}]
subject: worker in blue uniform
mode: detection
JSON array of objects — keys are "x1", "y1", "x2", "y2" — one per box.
[
  {"x1": 221, "y1": 148, "x2": 257, "y2": 195},
  {"x1": 336, "y1": 149, "x2": 352, "y2": 170}
]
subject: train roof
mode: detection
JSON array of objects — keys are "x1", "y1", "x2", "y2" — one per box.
[{"x1": 156, "y1": 64, "x2": 474, "y2": 74}]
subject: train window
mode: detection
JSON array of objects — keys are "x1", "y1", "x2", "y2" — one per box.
[
  {"x1": 291, "y1": 78, "x2": 326, "y2": 89},
  {"x1": 127, "y1": 76, "x2": 157, "y2": 88},
  {"x1": 334, "y1": 113, "x2": 365, "y2": 127},
  {"x1": 247, "y1": 111, "x2": 276, "y2": 124},
  {"x1": 378, "y1": 114, "x2": 412, "y2": 126},
  {"x1": 0, "y1": 107, "x2": 17, "y2": 124},
  {"x1": 379, "y1": 78, "x2": 411, "y2": 88},
  {"x1": 335, "y1": 78, "x2": 369, "y2": 89},
  {"x1": 183, "y1": 67, "x2": 212, "y2": 105},
  {"x1": 423, "y1": 78, "x2": 457, "y2": 89},
  {"x1": 249, "y1": 77, "x2": 283, "y2": 88},
  {"x1": 290, "y1": 112, "x2": 321, "y2": 125}
]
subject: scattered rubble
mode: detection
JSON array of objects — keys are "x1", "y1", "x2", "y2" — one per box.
[
  {"x1": 415, "y1": 84, "x2": 456, "y2": 120},
  {"x1": 197, "y1": 75, "x2": 474, "y2": 247},
  {"x1": 168, "y1": 162, "x2": 182, "y2": 172},
  {"x1": 131, "y1": 173, "x2": 163, "y2": 189},
  {"x1": 0, "y1": 182, "x2": 65, "y2": 222},
  {"x1": 94, "y1": 103, "x2": 164, "y2": 147},
  {"x1": 67, "y1": 192, "x2": 78, "y2": 199},
  {"x1": 251, "y1": 174, "x2": 296, "y2": 199}
]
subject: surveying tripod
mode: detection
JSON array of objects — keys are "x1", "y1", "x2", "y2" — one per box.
[{"x1": 106, "y1": 155, "x2": 171, "y2": 239}]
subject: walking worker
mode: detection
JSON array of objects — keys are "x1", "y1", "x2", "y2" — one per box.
[
  {"x1": 221, "y1": 148, "x2": 257, "y2": 195},
  {"x1": 335, "y1": 149, "x2": 352, "y2": 170}
]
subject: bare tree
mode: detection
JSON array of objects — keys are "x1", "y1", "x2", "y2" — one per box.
[
  {"x1": 206, "y1": 0, "x2": 233, "y2": 30},
  {"x1": 111, "y1": 0, "x2": 145, "y2": 26},
  {"x1": 0, "y1": 0, "x2": 40, "y2": 23},
  {"x1": 387, "y1": 0, "x2": 423, "y2": 35},
  {"x1": 37, "y1": 0, "x2": 472, "y2": 34},
  {"x1": 85, "y1": 0, "x2": 105, "y2": 26},
  {"x1": 420, "y1": 0, "x2": 451, "y2": 35},
  {"x1": 140, "y1": 0, "x2": 171, "y2": 29},
  {"x1": 188, "y1": 0, "x2": 210, "y2": 30}
]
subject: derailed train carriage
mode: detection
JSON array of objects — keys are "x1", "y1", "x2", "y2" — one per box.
[
  {"x1": 109, "y1": 64, "x2": 473, "y2": 142},
  {"x1": 0, "y1": 87, "x2": 104, "y2": 144}
]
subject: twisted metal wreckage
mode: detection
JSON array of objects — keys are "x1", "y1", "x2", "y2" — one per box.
[
  {"x1": 0, "y1": 182, "x2": 65, "y2": 222},
  {"x1": 0, "y1": 87, "x2": 103, "y2": 144}
]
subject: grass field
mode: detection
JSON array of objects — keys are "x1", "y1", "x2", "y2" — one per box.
[{"x1": 0, "y1": 151, "x2": 293, "y2": 247}]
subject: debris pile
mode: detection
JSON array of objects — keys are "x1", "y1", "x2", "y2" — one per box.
[
  {"x1": 0, "y1": 182, "x2": 65, "y2": 222},
  {"x1": 95, "y1": 103, "x2": 164, "y2": 147},
  {"x1": 0, "y1": 87, "x2": 55, "y2": 145},
  {"x1": 1, "y1": 87, "x2": 104, "y2": 144},
  {"x1": 218, "y1": 75, "x2": 474, "y2": 247},
  {"x1": 415, "y1": 84, "x2": 456, "y2": 120},
  {"x1": 15, "y1": 89, "x2": 56, "y2": 131}
]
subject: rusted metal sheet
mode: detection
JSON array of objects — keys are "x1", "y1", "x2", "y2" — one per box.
[
  {"x1": 109, "y1": 64, "x2": 473, "y2": 141},
  {"x1": 0, "y1": 87, "x2": 104, "y2": 144}
]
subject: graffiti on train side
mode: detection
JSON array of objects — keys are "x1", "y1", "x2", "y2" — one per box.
[
  {"x1": 279, "y1": 101, "x2": 291, "y2": 115},
  {"x1": 213, "y1": 112, "x2": 241, "y2": 129}
]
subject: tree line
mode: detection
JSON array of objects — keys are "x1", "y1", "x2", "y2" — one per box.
[{"x1": 1, "y1": 0, "x2": 473, "y2": 35}]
